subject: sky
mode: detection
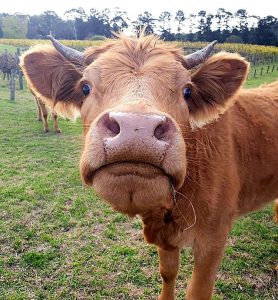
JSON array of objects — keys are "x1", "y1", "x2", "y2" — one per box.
[{"x1": 1, "y1": 0, "x2": 277, "y2": 19}]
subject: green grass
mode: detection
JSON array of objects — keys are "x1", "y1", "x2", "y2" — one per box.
[
  {"x1": 0, "y1": 73, "x2": 277, "y2": 300},
  {"x1": 245, "y1": 63, "x2": 278, "y2": 88},
  {"x1": 0, "y1": 44, "x2": 18, "y2": 53}
]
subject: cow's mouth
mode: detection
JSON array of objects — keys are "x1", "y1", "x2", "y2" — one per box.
[
  {"x1": 82, "y1": 161, "x2": 178, "y2": 187},
  {"x1": 90, "y1": 161, "x2": 168, "y2": 182},
  {"x1": 82, "y1": 161, "x2": 174, "y2": 216}
]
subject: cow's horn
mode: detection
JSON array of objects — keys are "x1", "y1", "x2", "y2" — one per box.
[
  {"x1": 47, "y1": 35, "x2": 85, "y2": 65},
  {"x1": 184, "y1": 40, "x2": 218, "y2": 69}
]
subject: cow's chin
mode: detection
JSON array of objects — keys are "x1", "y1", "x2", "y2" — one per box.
[{"x1": 91, "y1": 162, "x2": 174, "y2": 217}]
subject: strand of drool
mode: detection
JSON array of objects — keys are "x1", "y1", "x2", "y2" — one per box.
[{"x1": 171, "y1": 185, "x2": 197, "y2": 232}]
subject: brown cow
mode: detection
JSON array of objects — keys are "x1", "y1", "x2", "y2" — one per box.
[
  {"x1": 20, "y1": 35, "x2": 278, "y2": 300},
  {"x1": 31, "y1": 90, "x2": 61, "y2": 133}
]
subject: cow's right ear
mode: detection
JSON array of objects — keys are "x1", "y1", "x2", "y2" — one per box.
[{"x1": 20, "y1": 45, "x2": 83, "y2": 119}]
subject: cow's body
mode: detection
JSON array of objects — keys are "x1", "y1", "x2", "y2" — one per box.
[
  {"x1": 141, "y1": 86, "x2": 278, "y2": 299},
  {"x1": 20, "y1": 35, "x2": 278, "y2": 300},
  {"x1": 142, "y1": 83, "x2": 278, "y2": 251},
  {"x1": 191, "y1": 85, "x2": 278, "y2": 216},
  {"x1": 230, "y1": 85, "x2": 278, "y2": 213}
]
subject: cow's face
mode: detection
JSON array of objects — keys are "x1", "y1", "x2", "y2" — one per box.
[
  {"x1": 79, "y1": 45, "x2": 191, "y2": 216},
  {"x1": 20, "y1": 36, "x2": 249, "y2": 217}
]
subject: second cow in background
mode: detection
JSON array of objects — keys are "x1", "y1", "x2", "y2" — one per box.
[{"x1": 31, "y1": 91, "x2": 61, "y2": 133}]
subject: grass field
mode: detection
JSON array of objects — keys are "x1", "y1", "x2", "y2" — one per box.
[
  {"x1": 245, "y1": 63, "x2": 278, "y2": 88},
  {"x1": 0, "y1": 44, "x2": 17, "y2": 53},
  {"x1": 0, "y1": 70, "x2": 277, "y2": 299}
]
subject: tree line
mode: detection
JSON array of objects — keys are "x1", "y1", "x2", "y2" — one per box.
[{"x1": 0, "y1": 7, "x2": 278, "y2": 46}]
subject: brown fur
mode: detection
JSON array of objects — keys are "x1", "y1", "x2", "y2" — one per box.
[{"x1": 20, "y1": 35, "x2": 278, "y2": 300}]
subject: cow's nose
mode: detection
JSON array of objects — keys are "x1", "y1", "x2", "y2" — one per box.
[
  {"x1": 96, "y1": 112, "x2": 175, "y2": 165},
  {"x1": 106, "y1": 112, "x2": 169, "y2": 139}
]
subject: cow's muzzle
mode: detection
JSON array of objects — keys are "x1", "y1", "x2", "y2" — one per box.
[{"x1": 80, "y1": 111, "x2": 187, "y2": 216}]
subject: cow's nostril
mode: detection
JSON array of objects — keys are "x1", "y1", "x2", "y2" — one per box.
[
  {"x1": 154, "y1": 122, "x2": 169, "y2": 140},
  {"x1": 102, "y1": 113, "x2": 120, "y2": 135},
  {"x1": 107, "y1": 118, "x2": 120, "y2": 135}
]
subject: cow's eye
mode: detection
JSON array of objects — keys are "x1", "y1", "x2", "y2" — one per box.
[
  {"x1": 183, "y1": 87, "x2": 191, "y2": 99},
  {"x1": 82, "y1": 83, "x2": 92, "y2": 96}
]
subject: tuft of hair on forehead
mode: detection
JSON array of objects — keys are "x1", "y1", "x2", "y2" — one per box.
[{"x1": 84, "y1": 34, "x2": 184, "y2": 66}]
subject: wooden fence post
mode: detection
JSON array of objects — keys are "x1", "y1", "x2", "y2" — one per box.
[
  {"x1": 16, "y1": 48, "x2": 23, "y2": 90},
  {"x1": 4, "y1": 49, "x2": 10, "y2": 80},
  {"x1": 10, "y1": 69, "x2": 16, "y2": 101}
]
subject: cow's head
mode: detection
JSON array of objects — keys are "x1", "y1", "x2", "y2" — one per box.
[{"x1": 20, "y1": 35, "x2": 249, "y2": 217}]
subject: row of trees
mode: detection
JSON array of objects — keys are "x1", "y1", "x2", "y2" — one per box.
[{"x1": 0, "y1": 7, "x2": 278, "y2": 45}]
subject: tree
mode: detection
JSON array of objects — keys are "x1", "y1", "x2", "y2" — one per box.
[
  {"x1": 221, "y1": 10, "x2": 233, "y2": 42},
  {"x1": 0, "y1": 23, "x2": 3, "y2": 38},
  {"x1": 159, "y1": 11, "x2": 174, "y2": 40},
  {"x1": 64, "y1": 7, "x2": 87, "y2": 40},
  {"x1": 27, "y1": 11, "x2": 62, "y2": 39},
  {"x1": 43, "y1": 11, "x2": 59, "y2": 36},
  {"x1": 0, "y1": 14, "x2": 4, "y2": 38},
  {"x1": 235, "y1": 9, "x2": 248, "y2": 31},
  {"x1": 27, "y1": 15, "x2": 41, "y2": 39},
  {"x1": 213, "y1": 8, "x2": 243, "y2": 43},
  {"x1": 110, "y1": 8, "x2": 129, "y2": 33},
  {"x1": 222, "y1": 9, "x2": 233, "y2": 31},
  {"x1": 215, "y1": 8, "x2": 226, "y2": 31},
  {"x1": 203, "y1": 14, "x2": 214, "y2": 41},
  {"x1": 234, "y1": 9, "x2": 249, "y2": 42},
  {"x1": 188, "y1": 13, "x2": 197, "y2": 34},
  {"x1": 132, "y1": 11, "x2": 156, "y2": 36},
  {"x1": 225, "y1": 35, "x2": 243, "y2": 43},
  {"x1": 2, "y1": 14, "x2": 28, "y2": 38},
  {"x1": 175, "y1": 10, "x2": 185, "y2": 34},
  {"x1": 196, "y1": 10, "x2": 207, "y2": 39},
  {"x1": 54, "y1": 19, "x2": 76, "y2": 40},
  {"x1": 159, "y1": 11, "x2": 171, "y2": 33},
  {"x1": 86, "y1": 9, "x2": 111, "y2": 39},
  {"x1": 256, "y1": 16, "x2": 278, "y2": 45}
]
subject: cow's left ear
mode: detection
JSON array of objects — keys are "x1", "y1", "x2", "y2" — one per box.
[
  {"x1": 187, "y1": 52, "x2": 249, "y2": 128},
  {"x1": 20, "y1": 45, "x2": 84, "y2": 120}
]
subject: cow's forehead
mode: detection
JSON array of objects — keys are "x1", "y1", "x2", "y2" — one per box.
[
  {"x1": 120, "y1": 77, "x2": 154, "y2": 104},
  {"x1": 83, "y1": 36, "x2": 186, "y2": 76},
  {"x1": 83, "y1": 49, "x2": 190, "y2": 94}
]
